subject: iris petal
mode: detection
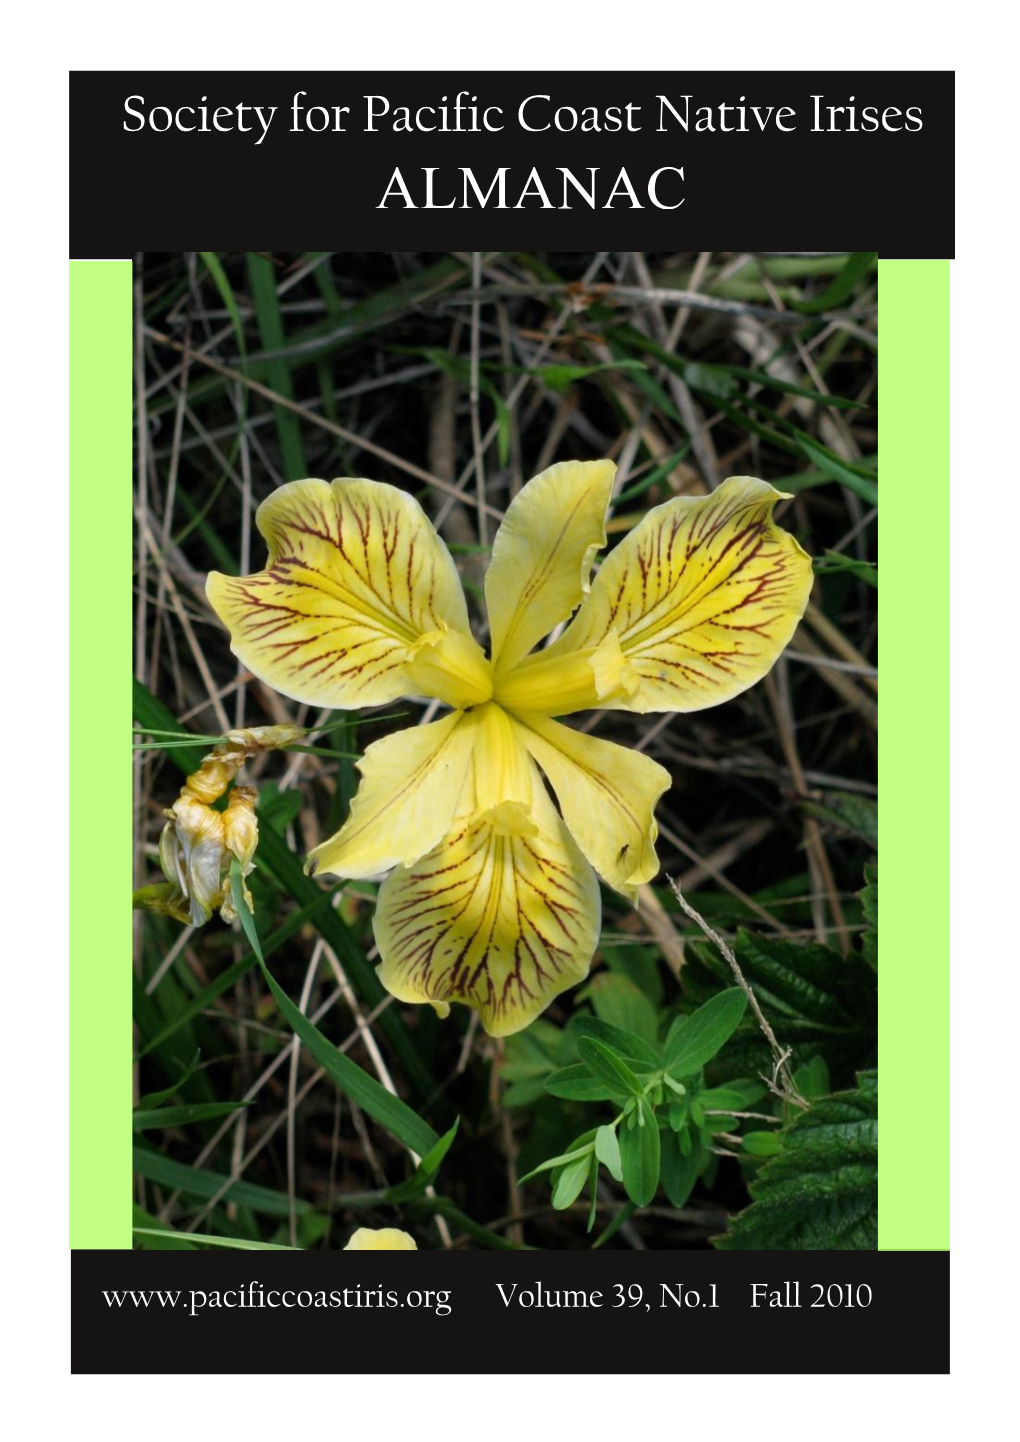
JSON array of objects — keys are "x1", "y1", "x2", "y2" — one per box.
[
  {"x1": 511, "y1": 711, "x2": 670, "y2": 903},
  {"x1": 486, "y1": 460, "x2": 616, "y2": 677},
  {"x1": 538, "y1": 477, "x2": 812, "y2": 714},
  {"x1": 374, "y1": 755, "x2": 600, "y2": 1037},
  {"x1": 207, "y1": 478, "x2": 489, "y2": 709},
  {"x1": 307, "y1": 710, "x2": 475, "y2": 880}
]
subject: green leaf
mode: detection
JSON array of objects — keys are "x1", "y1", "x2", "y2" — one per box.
[
  {"x1": 551, "y1": 1154, "x2": 591, "y2": 1210},
  {"x1": 715, "y1": 1071, "x2": 878, "y2": 1249},
  {"x1": 619, "y1": 1098, "x2": 660, "y2": 1207},
  {"x1": 581, "y1": 973, "x2": 660, "y2": 1046},
  {"x1": 571, "y1": 1014, "x2": 660, "y2": 1067},
  {"x1": 531, "y1": 359, "x2": 647, "y2": 393},
  {"x1": 544, "y1": 1065, "x2": 628, "y2": 1101},
  {"x1": 661, "y1": 988, "x2": 748, "y2": 1075},
  {"x1": 586, "y1": 1153, "x2": 600, "y2": 1233},
  {"x1": 518, "y1": 1139, "x2": 596, "y2": 1186},
  {"x1": 741, "y1": 1130, "x2": 783, "y2": 1158},
  {"x1": 698, "y1": 1086, "x2": 748, "y2": 1111},
  {"x1": 668, "y1": 1098, "x2": 688, "y2": 1131},
  {"x1": 600, "y1": 943, "x2": 665, "y2": 1006},
  {"x1": 382, "y1": 1121, "x2": 460, "y2": 1203},
  {"x1": 792, "y1": 1055, "x2": 831, "y2": 1103},
  {"x1": 502, "y1": 1021, "x2": 569, "y2": 1107},
  {"x1": 660, "y1": 1132, "x2": 701, "y2": 1208},
  {"x1": 133, "y1": 1100, "x2": 252, "y2": 1131},
  {"x1": 595, "y1": 1124, "x2": 623, "y2": 1182},
  {"x1": 577, "y1": 1038, "x2": 646, "y2": 1098}
]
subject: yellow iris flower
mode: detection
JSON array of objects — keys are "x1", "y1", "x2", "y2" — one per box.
[
  {"x1": 207, "y1": 463, "x2": 811, "y2": 1036},
  {"x1": 343, "y1": 1227, "x2": 417, "y2": 1251}
]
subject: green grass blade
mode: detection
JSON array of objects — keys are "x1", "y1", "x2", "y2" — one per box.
[
  {"x1": 230, "y1": 861, "x2": 440, "y2": 1160},
  {"x1": 133, "y1": 1227, "x2": 300, "y2": 1251},
  {"x1": 133, "y1": 1146, "x2": 309, "y2": 1216},
  {"x1": 246, "y1": 253, "x2": 309, "y2": 480},
  {"x1": 133, "y1": 1100, "x2": 252, "y2": 1131}
]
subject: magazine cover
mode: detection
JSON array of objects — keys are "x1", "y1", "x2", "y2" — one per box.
[{"x1": 66, "y1": 65, "x2": 952, "y2": 1382}]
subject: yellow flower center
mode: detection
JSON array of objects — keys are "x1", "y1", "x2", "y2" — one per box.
[
  {"x1": 470, "y1": 701, "x2": 538, "y2": 837},
  {"x1": 407, "y1": 627, "x2": 493, "y2": 709},
  {"x1": 494, "y1": 630, "x2": 640, "y2": 716}
]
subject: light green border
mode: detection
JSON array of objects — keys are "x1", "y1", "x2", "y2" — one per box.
[
  {"x1": 68, "y1": 257, "x2": 949, "y2": 1251},
  {"x1": 878, "y1": 258, "x2": 949, "y2": 1248},
  {"x1": 70, "y1": 259, "x2": 133, "y2": 1247}
]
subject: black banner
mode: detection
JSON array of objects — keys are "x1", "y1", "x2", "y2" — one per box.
[
  {"x1": 71, "y1": 1250, "x2": 948, "y2": 1374},
  {"x1": 69, "y1": 70, "x2": 955, "y2": 254}
]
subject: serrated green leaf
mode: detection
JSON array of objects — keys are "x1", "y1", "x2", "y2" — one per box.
[
  {"x1": 619, "y1": 1098, "x2": 660, "y2": 1206},
  {"x1": 715, "y1": 1071, "x2": 878, "y2": 1249},
  {"x1": 682, "y1": 929, "x2": 877, "y2": 1084},
  {"x1": 577, "y1": 1038, "x2": 646, "y2": 1098},
  {"x1": 661, "y1": 988, "x2": 748, "y2": 1075}
]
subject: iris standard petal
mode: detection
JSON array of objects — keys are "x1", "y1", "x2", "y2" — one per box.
[
  {"x1": 485, "y1": 459, "x2": 616, "y2": 678},
  {"x1": 306, "y1": 710, "x2": 475, "y2": 880},
  {"x1": 207, "y1": 477, "x2": 491, "y2": 710},
  {"x1": 373, "y1": 755, "x2": 600, "y2": 1037},
  {"x1": 536, "y1": 476, "x2": 812, "y2": 714},
  {"x1": 511, "y1": 711, "x2": 670, "y2": 903}
]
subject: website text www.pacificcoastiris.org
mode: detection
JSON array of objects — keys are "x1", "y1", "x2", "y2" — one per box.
[{"x1": 101, "y1": 1282, "x2": 453, "y2": 1317}]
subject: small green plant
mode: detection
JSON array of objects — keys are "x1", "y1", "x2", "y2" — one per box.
[{"x1": 519, "y1": 988, "x2": 753, "y2": 1227}]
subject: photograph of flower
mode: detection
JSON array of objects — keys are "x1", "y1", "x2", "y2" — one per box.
[{"x1": 133, "y1": 251, "x2": 878, "y2": 1251}]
